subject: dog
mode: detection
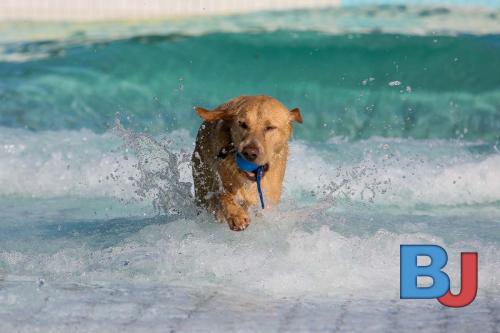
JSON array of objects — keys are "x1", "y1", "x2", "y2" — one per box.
[{"x1": 191, "y1": 95, "x2": 302, "y2": 231}]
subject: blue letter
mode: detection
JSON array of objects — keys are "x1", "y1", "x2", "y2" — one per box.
[{"x1": 400, "y1": 245, "x2": 450, "y2": 299}]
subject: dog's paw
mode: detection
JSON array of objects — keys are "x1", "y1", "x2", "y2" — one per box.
[{"x1": 227, "y1": 213, "x2": 250, "y2": 231}]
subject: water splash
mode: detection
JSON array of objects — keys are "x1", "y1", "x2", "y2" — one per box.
[{"x1": 113, "y1": 121, "x2": 195, "y2": 216}]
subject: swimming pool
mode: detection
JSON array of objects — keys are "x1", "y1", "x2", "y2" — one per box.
[{"x1": 0, "y1": 5, "x2": 499, "y2": 332}]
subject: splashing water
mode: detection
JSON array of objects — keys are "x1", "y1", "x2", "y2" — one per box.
[
  {"x1": 113, "y1": 121, "x2": 194, "y2": 216},
  {"x1": 0, "y1": 124, "x2": 499, "y2": 331}
]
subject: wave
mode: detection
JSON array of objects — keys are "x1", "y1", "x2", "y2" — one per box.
[
  {"x1": 0, "y1": 126, "x2": 499, "y2": 300},
  {"x1": 1, "y1": 208, "x2": 499, "y2": 298},
  {"x1": 1, "y1": 28, "x2": 499, "y2": 141},
  {"x1": 1, "y1": 127, "x2": 499, "y2": 209}
]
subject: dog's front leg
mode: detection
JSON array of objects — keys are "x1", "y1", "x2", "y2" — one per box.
[{"x1": 220, "y1": 192, "x2": 249, "y2": 231}]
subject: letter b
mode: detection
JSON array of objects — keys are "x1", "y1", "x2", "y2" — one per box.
[{"x1": 400, "y1": 245, "x2": 450, "y2": 299}]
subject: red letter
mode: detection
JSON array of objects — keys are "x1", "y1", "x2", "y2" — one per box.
[{"x1": 438, "y1": 252, "x2": 478, "y2": 308}]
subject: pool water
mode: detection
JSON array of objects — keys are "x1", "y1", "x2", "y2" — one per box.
[{"x1": 0, "y1": 5, "x2": 499, "y2": 332}]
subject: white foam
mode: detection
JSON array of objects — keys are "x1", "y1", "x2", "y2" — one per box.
[
  {"x1": 286, "y1": 139, "x2": 500, "y2": 207},
  {"x1": 1, "y1": 210, "x2": 498, "y2": 298},
  {"x1": 1, "y1": 127, "x2": 499, "y2": 208},
  {"x1": 0, "y1": 128, "x2": 138, "y2": 198},
  {"x1": 0, "y1": 127, "x2": 498, "y2": 307}
]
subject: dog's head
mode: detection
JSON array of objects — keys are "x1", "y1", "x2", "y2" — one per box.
[{"x1": 195, "y1": 95, "x2": 302, "y2": 166}]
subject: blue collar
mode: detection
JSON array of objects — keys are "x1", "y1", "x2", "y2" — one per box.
[{"x1": 235, "y1": 153, "x2": 265, "y2": 209}]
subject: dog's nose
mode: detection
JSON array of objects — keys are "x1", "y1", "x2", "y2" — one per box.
[{"x1": 242, "y1": 144, "x2": 259, "y2": 161}]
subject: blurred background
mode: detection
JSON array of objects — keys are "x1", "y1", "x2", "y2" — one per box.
[{"x1": 1, "y1": 0, "x2": 499, "y2": 20}]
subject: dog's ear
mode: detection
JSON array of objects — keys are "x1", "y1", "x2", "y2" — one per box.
[
  {"x1": 195, "y1": 97, "x2": 246, "y2": 122},
  {"x1": 289, "y1": 108, "x2": 303, "y2": 124},
  {"x1": 195, "y1": 106, "x2": 235, "y2": 121}
]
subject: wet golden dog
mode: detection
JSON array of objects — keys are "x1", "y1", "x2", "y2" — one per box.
[{"x1": 192, "y1": 95, "x2": 302, "y2": 231}]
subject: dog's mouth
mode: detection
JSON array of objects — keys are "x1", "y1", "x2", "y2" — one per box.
[{"x1": 242, "y1": 163, "x2": 269, "y2": 181}]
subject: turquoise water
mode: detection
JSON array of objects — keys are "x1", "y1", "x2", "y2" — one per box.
[
  {"x1": 2, "y1": 31, "x2": 500, "y2": 141},
  {"x1": 0, "y1": 5, "x2": 499, "y2": 332}
]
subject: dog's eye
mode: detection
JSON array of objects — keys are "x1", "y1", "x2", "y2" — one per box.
[
  {"x1": 265, "y1": 126, "x2": 277, "y2": 132},
  {"x1": 239, "y1": 122, "x2": 248, "y2": 129}
]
